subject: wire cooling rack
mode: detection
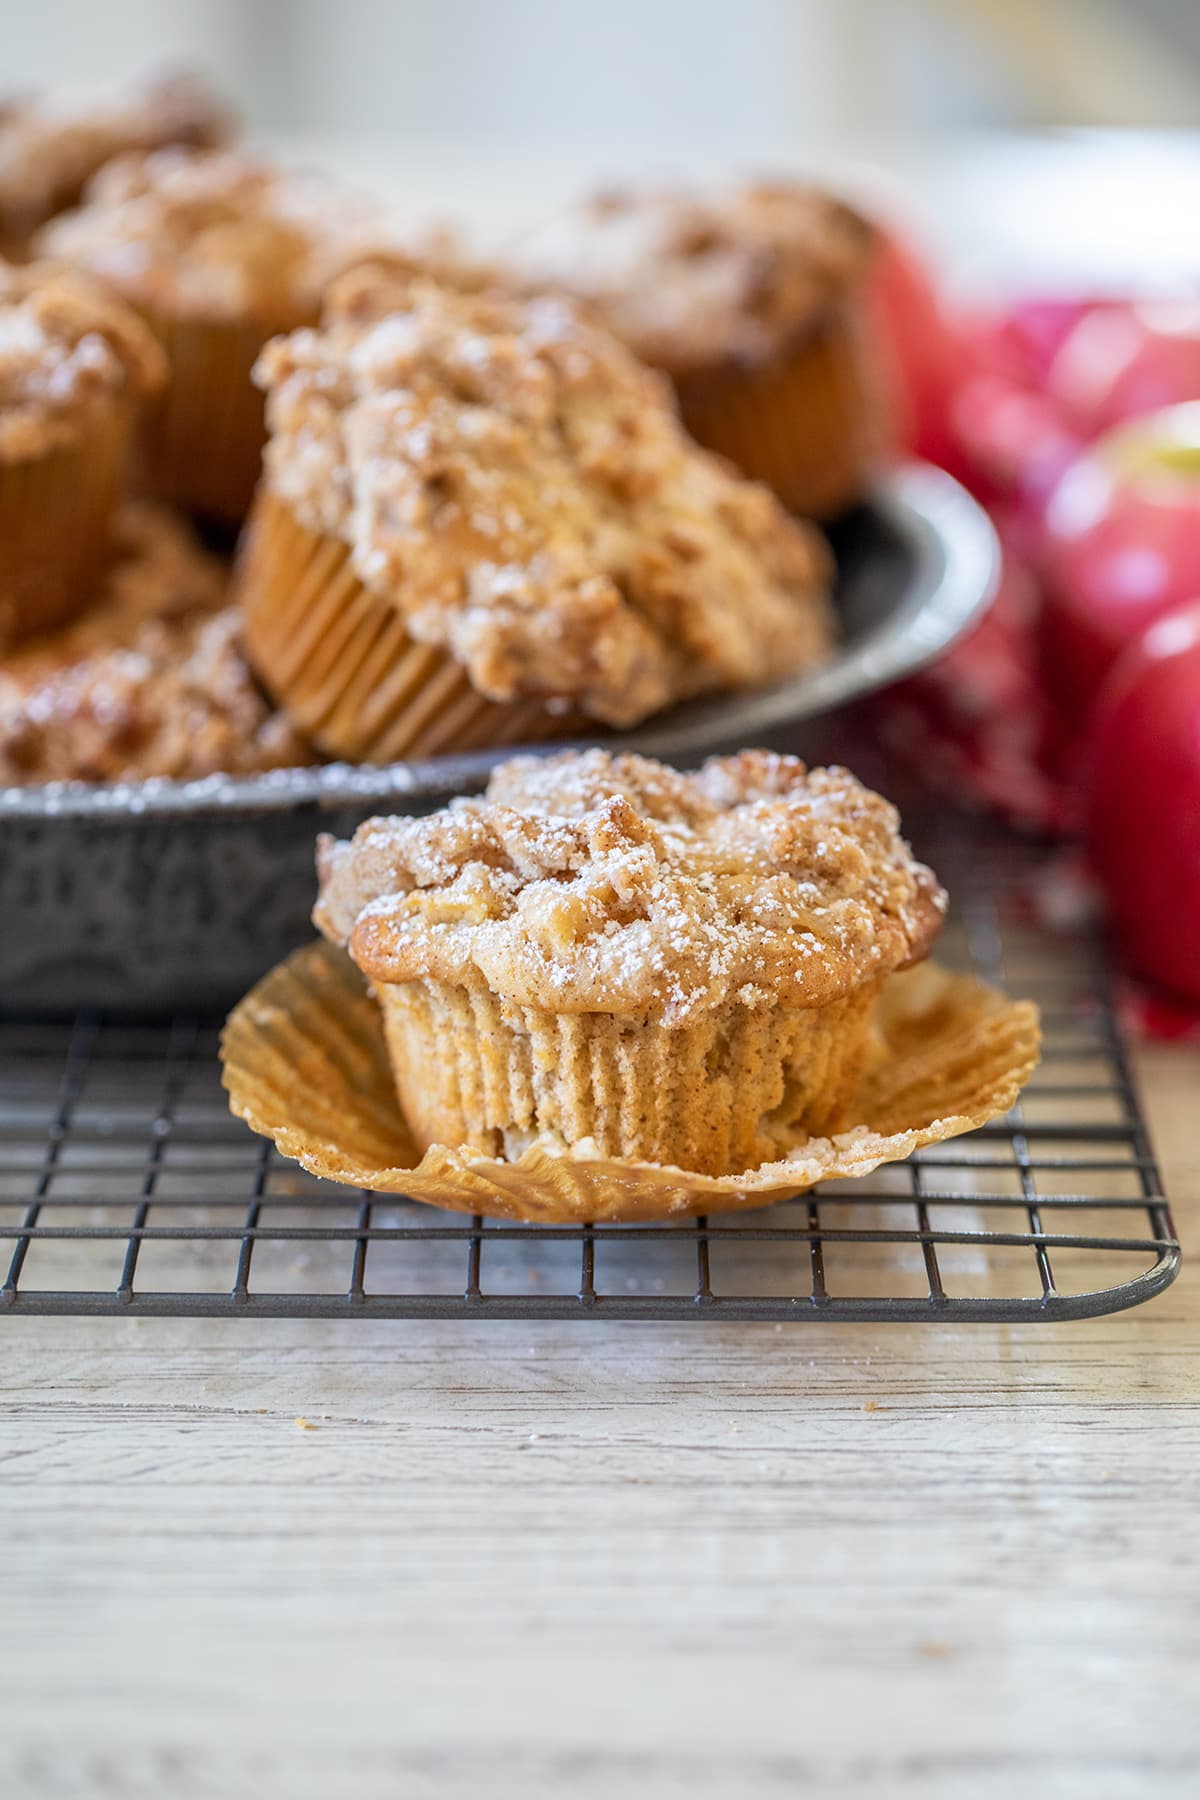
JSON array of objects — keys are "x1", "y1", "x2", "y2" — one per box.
[{"x1": 0, "y1": 813, "x2": 1181, "y2": 1323}]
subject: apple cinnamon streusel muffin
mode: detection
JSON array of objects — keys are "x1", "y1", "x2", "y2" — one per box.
[
  {"x1": 313, "y1": 748, "x2": 945, "y2": 1176},
  {"x1": 0, "y1": 502, "x2": 313, "y2": 784},
  {"x1": 0, "y1": 259, "x2": 164, "y2": 645},
  {"x1": 38, "y1": 149, "x2": 453, "y2": 521},
  {"x1": 238, "y1": 269, "x2": 833, "y2": 763},
  {"x1": 506, "y1": 182, "x2": 882, "y2": 518},
  {"x1": 0, "y1": 69, "x2": 234, "y2": 253}
]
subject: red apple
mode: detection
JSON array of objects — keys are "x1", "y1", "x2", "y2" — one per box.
[
  {"x1": 1001, "y1": 297, "x2": 1105, "y2": 385},
  {"x1": 944, "y1": 302, "x2": 1094, "y2": 516},
  {"x1": 1085, "y1": 600, "x2": 1200, "y2": 1002},
  {"x1": 1040, "y1": 403, "x2": 1200, "y2": 720},
  {"x1": 865, "y1": 227, "x2": 967, "y2": 475},
  {"x1": 1049, "y1": 300, "x2": 1200, "y2": 437},
  {"x1": 951, "y1": 370, "x2": 1082, "y2": 516}
]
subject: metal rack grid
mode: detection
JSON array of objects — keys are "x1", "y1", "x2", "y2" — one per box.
[{"x1": 0, "y1": 815, "x2": 1180, "y2": 1323}]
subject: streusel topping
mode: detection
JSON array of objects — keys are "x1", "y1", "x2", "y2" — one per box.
[
  {"x1": 505, "y1": 182, "x2": 875, "y2": 372},
  {"x1": 315, "y1": 749, "x2": 945, "y2": 1023},
  {"x1": 0, "y1": 259, "x2": 164, "y2": 457},
  {"x1": 0, "y1": 504, "x2": 313, "y2": 783},
  {"x1": 255, "y1": 272, "x2": 832, "y2": 726},
  {"x1": 0, "y1": 69, "x2": 233, "y2": 243},
  {"x1": 39, "y1": 148, "x2": 467, "y2": 324}
]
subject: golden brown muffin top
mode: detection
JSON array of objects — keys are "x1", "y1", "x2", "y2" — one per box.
[
  {"x1": 0, "y1": 503, "x2": 313, "y2": 784},
  {"x1": 38, "y1": 147, "x2": 455, "y2": 324},
  {"x1": 315, "y1": 749, "x2": 945, "y2": 1024},
  {"x1": 0, "y1": 70, "x2": 234, "y2": 244},
  {"x1": 506, "y1": 182, "x2": 875, "y2": 372},
  {"x1": 0, "y1": 258, "x2": 164, "y2": 457},
  {"x1": 255, "y1": 271, "x2": 832, "y2": 727}
]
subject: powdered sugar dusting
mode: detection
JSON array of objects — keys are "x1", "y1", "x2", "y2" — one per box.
[
  {"x1": 39, "y1": 148, "x2": 475, "y2": 322},
  {"x1": 0, "y1": 503, "x2": 312, "y2": 783},
  {"x1": 505, "y1": 181, "x2": 875, "y2": 373},
  {"x1": 0, "y1": 259, "x2": 163, "y2": 457},
  {"x1": 254, "y1": 271, "x2": 833, "y2": 728},
  {"x1": 0, "y1": 70, "x2": 232, "y2": 243},
  {"x1": 315, "y1": 748, "x2": 945, "y2": 1024}
]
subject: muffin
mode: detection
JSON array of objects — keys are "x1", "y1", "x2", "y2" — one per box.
[
  {"x1": 238, "y1": 269, "x2": 834, "y2": 763},
  {"x1": 0, "y1": 502, "x2": 313, "y2": 783},
  {"x1": 506, "y1": 182, "x2": 882, "y2": 518},
  {"x1": 313, "y1": 748, "x2": 946, "y2": 1176},
  {"x1": 0, "y1": 69, "x2": 234, "y2": 254},
  {"x1": 38, "y1": 149, "x2": 446, "y2": 522},
  {"x1": 0, "y1": 259, "x2": 164, "y2": 646}
]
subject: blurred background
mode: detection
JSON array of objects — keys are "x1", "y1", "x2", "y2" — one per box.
[
  {"x1": 6, "y1": 0, "x2": 1200, "y2": 1004},
  {"x1": 8, "y1": 0, "x2": 1200, "y2": 141},
  {"x1": 6, "y1": 0, "x2": 1200, "y2": 284}
]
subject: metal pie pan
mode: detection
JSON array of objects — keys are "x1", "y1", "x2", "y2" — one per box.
[{"x1": 0, "y1": 462, "x2": 997, "y2": 1011}]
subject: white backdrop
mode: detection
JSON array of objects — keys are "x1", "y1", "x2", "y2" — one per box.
[{"x1": 3, "y1": 0, "x2": 1199, "y2": 150}]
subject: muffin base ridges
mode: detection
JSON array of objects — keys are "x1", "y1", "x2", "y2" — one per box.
[
  {"x1": 378, "y1": 973, "x2": 882, "y2": 1178},
  {"x1": 0, "y1": 400, "x2": 130, "y2": 647},
  {"x1": 237, "y1": 489, "x2": 581, "y2": 764},
  {"x1": 674, "y1": 297, "x2": 881, "y2": 519},
  {"x1": 137, "y1": 305, "x2": 282, "y2": 523}
]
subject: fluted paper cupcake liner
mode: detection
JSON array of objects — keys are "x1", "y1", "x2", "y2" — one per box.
[
  {"x1": 0, "y1": 400, "x2": 130, "y2": 646},
  {"x1": 221, "y1": 940, "x2": 1041, "y2": 1224},
  {"x1": 674, "y1": 297, "x2": 881, "y2": 520},
  {"x1": 237, "y1": 490, "x2": 582, "y2": 763},
  {"x1": 136, "y1": 304, "x2": 284, "y2": 523}
]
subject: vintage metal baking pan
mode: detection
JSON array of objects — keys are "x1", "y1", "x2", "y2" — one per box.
[{"x1": 0, "y1": 462, "x2": 997, "y2": 1012}]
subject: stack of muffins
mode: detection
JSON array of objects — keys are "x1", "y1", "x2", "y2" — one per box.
[
  {"x1": 0, "y1": 77, "x2": 472, "y2": 781},
  {"x1": 0, "y1": 70, "x2": 891, "y2": 786},
  {"x1": 0, "y1": 71, "x2": 1039, "y2": 1213}
]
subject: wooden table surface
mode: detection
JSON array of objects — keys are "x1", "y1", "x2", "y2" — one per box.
[
  {"x1": 0, "y1": 1033, "x2": 1194, "y2": 1800},
  {"x1": 3, "y1": 133, "x2": 1200, "y2": 1799}
]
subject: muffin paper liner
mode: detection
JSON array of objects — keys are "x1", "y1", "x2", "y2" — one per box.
[
  {"x1": 221, "y1": 940, "x2": 1042, "y2": 1223},
  {"x1": 237, "y1": 490, "x2": 582, "y2": 763},
  {"x1": 136, "y1": 305, "x2": 283, "y2": 523},
  {"x1": 0, "y1": 400, "x2": 130, "y2": 646},
  {"x1": 674, "y1": 296, "x2": 881, "y2": 520}
]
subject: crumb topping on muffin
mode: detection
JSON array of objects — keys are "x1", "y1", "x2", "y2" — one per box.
[
  {"x1": 0, "y1": 503, "x2": 313, "y2": 783},
  {"x1": 506, "y1": 182, "x2": 875, "y2": 371},
  {"x1": 0, "y1": 70, "x2": 233, "y2": 243},
  {"x1": 255, "y1": 271, "x2": 833, "y2": 727},
  {"x1": 38, "y1": 148, "x2": 466, "y2": 323},
  {"x1": 0, "y1": 259, "x2": 164, "y2": 457},
  {"x1": 315, "y1": 748, "x2": 945, "y2": 1023}
]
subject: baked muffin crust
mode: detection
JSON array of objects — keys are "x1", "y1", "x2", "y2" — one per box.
[
  {"x1": 255, "y1": 271, "x2": 833, "y2": 728},
  {"x1": 38, "y1": 148, "x2": 454, "y2": 324},
  {"x1": 506, "y1": 182, "x2": 876, "y2": 373},
  {"x1": 0, "y1": 69, "x2": 233, "y2": 243},
  {"x1": 0, "y1": 503, "x2": 312, "y2": 783},
  {"x1": 315, "y1": 748, "x2": 945, "y2": 1025},
  {"x1": 0, "y1": 258, "x2": 163, "y2": 458}
]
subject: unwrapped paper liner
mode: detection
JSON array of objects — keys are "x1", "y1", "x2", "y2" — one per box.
[{"x1": 221, "y1": 940, "x2": 1041, "y2": 1223}]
